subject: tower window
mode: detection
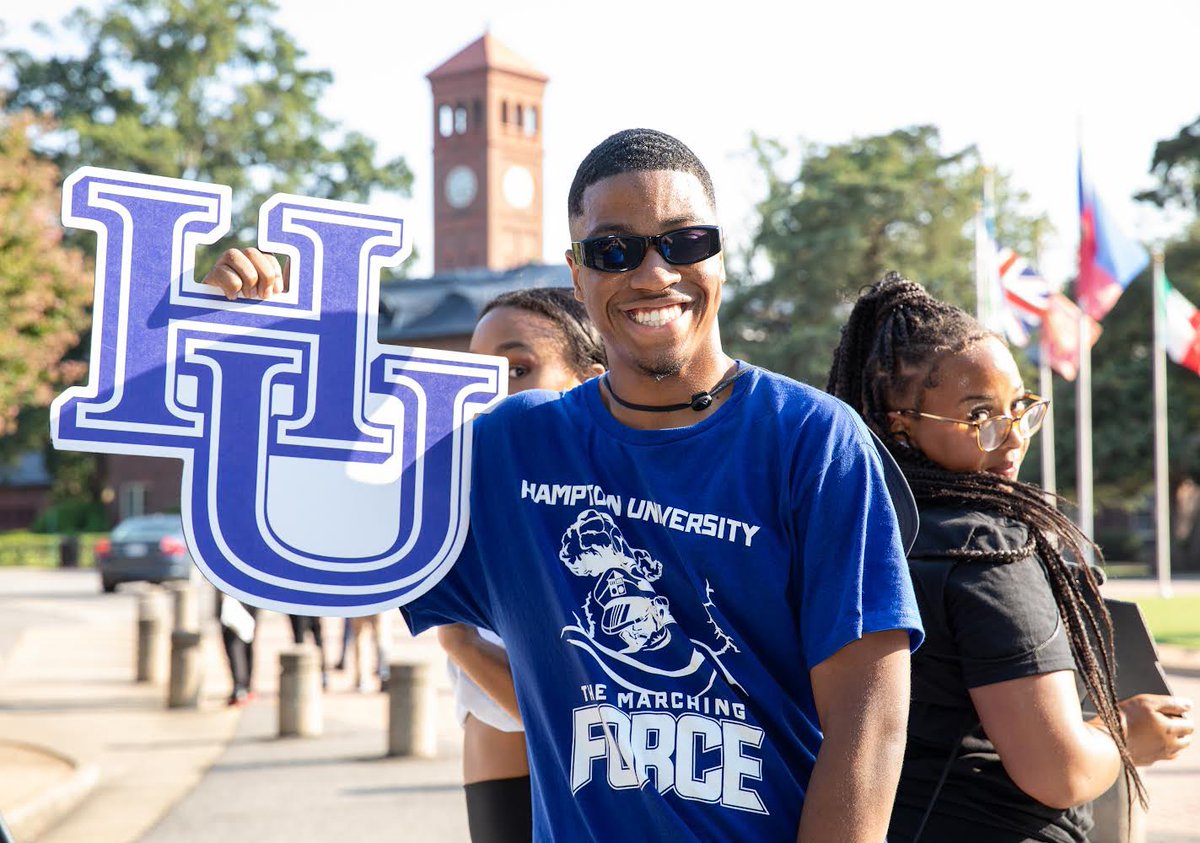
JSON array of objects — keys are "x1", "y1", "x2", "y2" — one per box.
[
  {"x1": 454, "y1": 105, "x2": 468, "y2": 134},
  {"x1": 524, "y1": 105, "x2": 538, "y2": 137},
  {"x1": 501, "y1": 100, "x2": 509, "y2": 124},
  {"x1": 438, "y1": 104, "x2": 454, "y2": 138},
  {"x1": 515, "y1": 104, "x2": 523, "y2": 131}
]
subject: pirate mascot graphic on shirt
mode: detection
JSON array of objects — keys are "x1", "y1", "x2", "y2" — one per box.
[{"x1": 559, "y1": 509, "x2": 743, "y2": 697}]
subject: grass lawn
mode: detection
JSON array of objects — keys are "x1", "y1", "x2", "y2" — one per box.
[{"x1": 1134, "y1": 596, "x2": 1200, "y2": 649}]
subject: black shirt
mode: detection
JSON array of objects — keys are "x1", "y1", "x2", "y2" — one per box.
[{"x1": 889, "y1": 507, "x2": 1090, "y2": 843}]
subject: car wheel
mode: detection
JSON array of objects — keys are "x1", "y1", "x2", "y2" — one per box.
[{"x1": 101, "y1": 576, "x2": 117, "y2": 594}]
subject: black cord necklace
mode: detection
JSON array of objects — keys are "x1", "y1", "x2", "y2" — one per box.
[{"x1": 602, "y1": 364, "x2": 748, "y2": 413}]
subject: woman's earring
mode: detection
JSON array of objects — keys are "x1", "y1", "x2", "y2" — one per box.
[{"x1": 894, "y1": 431, "x2": 912, "y2": 449}]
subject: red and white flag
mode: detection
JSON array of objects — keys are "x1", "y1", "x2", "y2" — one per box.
[{"x1": 1160, "y1": 274, "x2": 1200, "y2": 377}]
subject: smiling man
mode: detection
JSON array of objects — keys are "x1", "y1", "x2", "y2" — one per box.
[{"x1": 204, "y1": 128, "x2": 923, "y2": 842}]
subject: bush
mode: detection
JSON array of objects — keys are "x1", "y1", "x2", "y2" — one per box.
[
  {"x1": 1095, "y1": 529, "x2": 1145, "y2": 564},
  {"x1": 31, "y1": 500, "x2": 109, "y2": 534}
]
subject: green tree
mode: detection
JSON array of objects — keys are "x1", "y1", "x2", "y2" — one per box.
[
  {"x1": 725, "y1": 126, "x2": 1048, "y2": 387},
  {"x1": 0, "y1": 109, "x2": 93, "y2": 436},
  {"x1": 3, "y1": 0, "x2": 413, "y2": 254},
  {"x1": 1137, "y1": 115, "x2": 1200, "y2": 212}
]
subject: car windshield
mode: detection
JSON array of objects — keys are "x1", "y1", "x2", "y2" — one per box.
[{"x1": 111, "y1": 516, "x2": 181, "y2": 542}]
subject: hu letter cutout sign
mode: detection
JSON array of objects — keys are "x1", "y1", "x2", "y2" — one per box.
[{"x1": 51, "y1": 168, "x2": 507, "y2": 615}]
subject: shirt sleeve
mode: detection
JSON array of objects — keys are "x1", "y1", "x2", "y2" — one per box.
[
  {"x1": 945, "y1": 553, "x2": 1076, "y2": 688},
  {"x1": 398, "y1": 524, "x2": 495, "y2": 635},
  {"x1": 794, "y1": 404, "x2": 925, "y2": 670}
]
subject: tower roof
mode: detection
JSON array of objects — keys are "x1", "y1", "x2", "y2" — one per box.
[{"x1": 426, "y1": 33, "x2": 548, "y2": 83}]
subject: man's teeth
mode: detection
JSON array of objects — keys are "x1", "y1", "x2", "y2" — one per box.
[{"x1": 630, "y1": 305, "x2": 683, "y2": 327}]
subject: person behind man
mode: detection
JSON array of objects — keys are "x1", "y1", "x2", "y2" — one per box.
[
  {"x1": 440, "y1": 286, "x2": 607, "y2": 843},
  {"x1": 203, "y1": 128, "x2": 923, "y2": 842}
]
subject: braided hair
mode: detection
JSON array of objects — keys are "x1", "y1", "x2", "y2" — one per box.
[
  {"x1": 828, "y1": 271, "x2": 1146, "y2": 807},
  {"x1": 479, "y1": 287, "x2": 606, "y2": 381}
]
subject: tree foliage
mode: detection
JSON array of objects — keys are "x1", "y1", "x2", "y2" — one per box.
[
  {"x1": 725, "y1": 126, "x2": 1048, "y2": 387},
  {"x1": 3, "y1": 0, "x2": 413, "y2": 253},
  {"x1": 1137, "y1": 114, "x2": 1200, "y2": 213},
  {"x1": 0, "y1": 109, "x2": 93, "y2": 436}
]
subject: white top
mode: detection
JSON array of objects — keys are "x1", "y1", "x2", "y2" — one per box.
[{"x1": 447, "y1": 627, "x2": 524, "y2": 733}]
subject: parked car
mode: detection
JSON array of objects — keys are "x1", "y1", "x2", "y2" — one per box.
[{"x1": 94, "y1": 513, "x2": 194, "y2": 593}]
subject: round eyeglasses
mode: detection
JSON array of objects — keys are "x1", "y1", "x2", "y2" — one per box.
[{"x1": 891, "y1": 396, "x2": 1050, "y2": 453}]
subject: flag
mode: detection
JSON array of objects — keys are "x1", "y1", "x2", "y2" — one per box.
[
  {"x1": 1159, "y1": 272, "x2": 1200, "y2": 376},
  {"x1": 1042, "y1": 293, "x2": 1101, "y2": 381},
  {"x1": 996, "y1": 247, "x2": 1050, "y2": 347},
  {"x1": 1077, "y1": 150, "x2": 1150, "y2": 321},
  {"x1": 974, "y1": 173, "x2": 1006, "y2": 334}
]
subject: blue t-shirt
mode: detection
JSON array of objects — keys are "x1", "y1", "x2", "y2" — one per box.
[{"x1": 403, "y1": 365, "x2": 923, "y2": 842}]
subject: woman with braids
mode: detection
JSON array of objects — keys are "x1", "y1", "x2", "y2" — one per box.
[
  {"x1": 437, "y1": 286, "x2": 606, "y2": 843},
  {"x1": 827, "y1": 273, "x2": 1193, "y2": 843}
]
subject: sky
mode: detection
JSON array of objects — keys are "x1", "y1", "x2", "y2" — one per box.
[{"x1": 4, "y1": 0, "x2": 1199, "y2": 287}]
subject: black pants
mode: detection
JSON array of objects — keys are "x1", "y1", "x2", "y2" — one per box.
[
  {"x1": 463, "y1": 776, "x2": 533, "y2": 843},
  {"x1": 288, "y1": 614, "x2": 327, "y2": 673},
  {"x1": 220, "y1": 606, "x2": 258, "y2": 694}
]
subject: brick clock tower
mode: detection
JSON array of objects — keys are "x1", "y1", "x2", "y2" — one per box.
[{"x1": 428, "y1": 34, "x2": 547, "y2": 273}]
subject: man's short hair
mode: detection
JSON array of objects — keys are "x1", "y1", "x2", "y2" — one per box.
[{"x1": 567, "y1": 128, "x2": 717, "y2": 220}]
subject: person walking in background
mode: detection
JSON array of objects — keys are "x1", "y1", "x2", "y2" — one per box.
[
  {"x1": 217, "y1": 594, "x2": 258, "y2": 706},
  {"x1": 437, "y1": 286, "x2": 605, "y2": 843},
  {"x1": 348, "y1": 612, "x2": 393, "y2": 693},
  {"x1": 828, "y1": 273, "x2": 1194, "y2": 843}
]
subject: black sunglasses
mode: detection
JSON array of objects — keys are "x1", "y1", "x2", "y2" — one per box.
[{"x1": 571, "y1": 225, "x2": 722, "y2": 273}]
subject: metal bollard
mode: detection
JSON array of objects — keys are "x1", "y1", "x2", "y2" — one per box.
[
  {"x1": 170, "y1": 582, "x2": 199, "y2": 632},
  {"x1": 135, "y1": 592, "x2": 168, "y2": 683},
  {"x1": 167, "y1": 629, "x2": 204, "y2": 708},
  {"x1": 387, "y1": 660, "x2": 437, "y2": 758},
  {"x1": 278, "y1": 645, "x2": 323, "y2": 738}
]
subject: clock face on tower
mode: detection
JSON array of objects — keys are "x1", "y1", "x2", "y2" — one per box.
[
  {"x1": 502, "y1": 164, "x2": 535, "y2": 210},
  {"x1": 445, "y1": 165, "x2": 477, "y2": 209}
]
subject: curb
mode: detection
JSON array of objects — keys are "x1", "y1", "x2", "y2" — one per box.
[{"x1": 1, "y1": 742, "x2": 99, "y2": 843}]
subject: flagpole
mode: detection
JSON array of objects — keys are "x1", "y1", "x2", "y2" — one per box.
[
  {"x1": 1151, "y1": 253, "x2": 1173, "y2": 598},
  {"x1": 1075, "y1": 126, "x2": 1094, "y2": 563},
  {"x1": 1039, "y1": 352, "x2": 1057, "y2": 498},
  {"x1": 1034, "y1": 242, "x2": 1057, "y2": 500},
  {"x1": 975, "y1": 167, "x2": 1002, "y2": 331},
  {"x1": 1076, "y1": 312, "x2": 1095, "y2": 564}
]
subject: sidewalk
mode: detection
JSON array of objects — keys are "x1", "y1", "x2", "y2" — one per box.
[
  {"x1": 0, "y1": 572, "x2": 468, "y2": 842},
  {"x1": 135, "y1": 609, "x2": 470, "y2": 842}
]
